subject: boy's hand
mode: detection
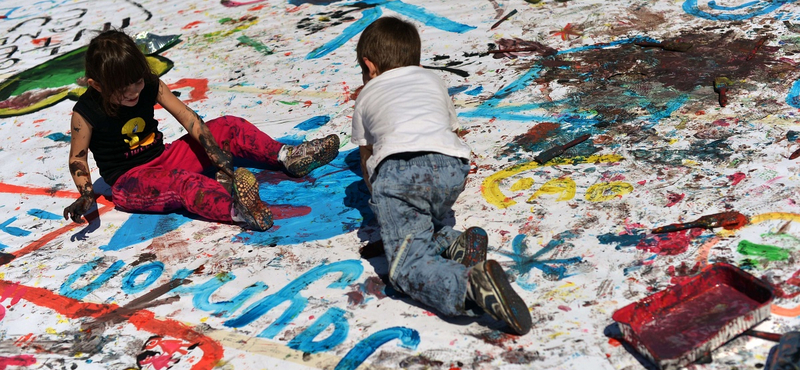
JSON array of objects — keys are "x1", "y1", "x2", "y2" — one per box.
[{"x1": 63, "y1": 193, "x2": 94, "y2": 223}]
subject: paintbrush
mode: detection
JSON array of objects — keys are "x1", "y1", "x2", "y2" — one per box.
[
  {"x1": 790, "y1": 147, "x2": 800, "y2": 160},
  {"x1": 651, "y1": 211, "x2": 749, "y2": 234},
  {"x1": 491, "y1": 9, "x2": 518, "y2": 30},
  {"x1": 634, "y1": 40, "x2": 693, "y2": 52},
  {"x1": 714, "y1": 77, "x2": 731, "y2": 107},
  {"x1": 422, "y1": 65, "x2": 470, "y2": 77},
  {"x1": 487, "y1": 47, "x2": 541, "y2": 54},
  {"x1": 534, "y1": 134, "x2": 591, "y2": 164}
]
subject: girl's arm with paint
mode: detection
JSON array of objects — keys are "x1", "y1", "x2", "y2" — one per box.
[
  {"x1": 359, "y1": 145, "x2": 373, "y2": 193},
  {"x1": 63, "y1": 112, "x2": 95, "y2": 223},
  {"x1": 155, "y1": 79, "x2": 233, "y2": 178}
]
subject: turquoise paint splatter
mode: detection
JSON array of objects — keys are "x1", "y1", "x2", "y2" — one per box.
[
  {"x1": 100, "y1": 213, "x2": 192, "y2": 251},
  {"x1": 682, "y1": 0, "x2": 797, "y2": 20},
  {"x1": 787, "y1": 78, "x2": 800, "y2": 109},
  {"x1": 307, "y1": 1, "x2": 475, "y2": 59},
  {"x1": 288, "y1": 307, "x2": 349, "y2": 353},
  {"x1": 0, "y1": 217, "x2": 30, "y2": 237},
  {"x1": 335, "y1": 327, "x2": 420, "y2": 370},
  {"x1": 448, "y1": 85, "x2": 470, "y2": 96},
  {"x1": 307, "y1": 7, "x2": 382, "y2": 59},
  {"x1": 121, "y1": 262, "x2": 164, "y2": 294},
  {"x1": 60, "y1": 258, "x2": 126, "y2": 300},
  {"x1": 497, "y1": 233, "x2": 583, "y2": 291},
  {"x1": 45, "y1": 132, "x2": 70, "y2": 142},
  {"x1": 28, "y1": 208, "x2": 62, "y2": 220},
  {"x1": 464, "y1": 86, "x2": 483, "y2": 96},
  {"x1": 597, "y1": 230, "x2": 647, "y2": 250}
]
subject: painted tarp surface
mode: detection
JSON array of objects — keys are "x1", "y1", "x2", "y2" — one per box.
[{"x1": 1, "y1": 0, "x2": 800, "y2": 369}]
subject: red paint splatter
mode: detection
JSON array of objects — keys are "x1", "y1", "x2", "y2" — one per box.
[
  {"x1": 30, "y1": 38, "x2": 50, "y2": 46},
  {"x1": 636, "y1": 228, "x2": 704, "y2": 255},
  {"x1": 0, "y1": 280, "x2": 223, "y2": 370},
  {"x1": 422, "y1": 311, "x2": 436, "y2": 316},
  {"x1": 516, "y1": 122, "x2": 560, "y2": 148},
  {"x1": 608, "y1": 338, "x2": 622, "y2": 347},
  {"x1": 557, "y1": 305, "x2": 571, "y2": 312},
  {"x1": 0, "y1": 355, "x2": 36, "y2": 369},
  {"x1": 665, "y1": 192, "x2": 684, "y2": 207},
  {"x1": 270, "y1": 204, "x2": 311, "y2": 220},
  {"x1": 156, "y1": 79, "x2": 210, "y2": 110},
  {"x1": 667, "y1": 261, "x2": 701, "y2": 284},
  {"x1": 728, "y1": 172, "x2": 746, "y2": 186},
  {"x1": 712, "y1": 118, "x2": 730, "y2": 127},
  {"x1": 638, "y1": 180, "x2": 647, "y2": 185},
  {"x1": 303, "y1": 100, "x2": 312, "y2": 108},
  {"x1": 182, "y1": 21, "x2": 203, "y2": 30},
  {"x1": 695, "y1": 110, "x2": 706, "y2": 115},
  {"x1": 248, "y1": 4, "x2": 267, "y2": 10}
]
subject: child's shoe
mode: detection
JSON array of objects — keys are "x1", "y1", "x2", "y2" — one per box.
[
  {"x1": 232, "y1": 168, "x2": 273, "y2": 231},
  {"x1": 467, "y1": 260, "x2": 532, "y2": 335},
  {"x1": 282, "y1": 134, "x2": 340, "y2": 177},
  {"x1": 443, "y1": 226, "x2": 488, "y2": 267}
]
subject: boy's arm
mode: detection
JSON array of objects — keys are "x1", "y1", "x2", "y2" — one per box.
[
  {"x1": 156, "y1": 79, "x2": 233, "y2": 178},
  {"x1": 359, "y1": 145, "x2": 373, "y2": 193},
  {"x1": 63, "y1": 112, "x2": 95, "y2": 223}
]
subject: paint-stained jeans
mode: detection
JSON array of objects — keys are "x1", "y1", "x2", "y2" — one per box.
[
  {"x1": 112, "y1": 116, "x2": 283, "y2": 222},
  {"x1": 369, "y1": 152, "x2": 471, "y2": 316}
]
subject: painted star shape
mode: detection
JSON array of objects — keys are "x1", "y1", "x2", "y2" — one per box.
[{"x1": 551, "y1": 23, "x2": 583, "y2": 41}]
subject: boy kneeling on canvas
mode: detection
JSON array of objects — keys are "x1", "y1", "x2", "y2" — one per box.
[{"x1": 351, "y1": 17, "x2": 531, "y2": 335}]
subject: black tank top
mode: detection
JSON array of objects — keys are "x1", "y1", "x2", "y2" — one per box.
[{"x1": 72, "y1": 81, "x2": 164, "y2": 185}]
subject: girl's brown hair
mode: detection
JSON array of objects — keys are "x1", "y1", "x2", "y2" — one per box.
[
  {"x1": 85, "y1": 30, "x2": 158, "y2": 116},
  {"x1": 356, "y1": 17, "x2": 420, "y2": 75}
]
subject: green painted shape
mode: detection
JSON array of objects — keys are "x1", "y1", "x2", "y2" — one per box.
[
  {"x1": 0, "y1": 46, "x2": 87, "y2": 100},
  {"x1": 237, "y1": 35, "x2": 273, "y2": 55},
  {"x1": 737, "y1": 239, "x2": 790, "y2": 261},
  {"x1": 0, "y1": 48, "x2": 174, "y2": 118},
  {"x1": 278, "y1": 100, "x2": 300, "y2": 105}
]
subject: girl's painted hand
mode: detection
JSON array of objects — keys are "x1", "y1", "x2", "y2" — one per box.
[
  {"x1": 208, "y1": 146, "x2": 233, "y2": 178},
  {"x1": 63, "y1": 193, "x2": 94, "y2": 223}
]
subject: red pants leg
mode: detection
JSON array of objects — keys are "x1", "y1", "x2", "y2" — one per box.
[
  {"x1": 110, "y1": 115, "x2": 282, "y2": 221},
  {"x1": 205, "y1": 115, "x2": 284, "y2": 166}
]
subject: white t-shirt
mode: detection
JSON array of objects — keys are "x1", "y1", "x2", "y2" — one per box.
[{"x1": 351, "y1": 66, "x2": 472, "y2": 177}]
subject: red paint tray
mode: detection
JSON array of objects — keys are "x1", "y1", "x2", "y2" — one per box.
[{"x1": 612, "y1": 262, "x2": 774, "y2": 370}]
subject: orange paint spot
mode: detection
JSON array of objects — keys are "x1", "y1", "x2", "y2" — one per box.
[
  {"x1": 422, "y1": 311, "x2": 436, "y2": 316},
  {"x1": 248, "y1": 4, "x2": 266, "y2": 10},
  {"x1": 695, "y1": 110, "x2": 706, "y2": 115},
  {"x1": 15, "y1": 172, "x2": 24, "y2": 178},
  {"x1": 303, "y1": 100, "x2": 312, "y2": 108},
  {"x1": 608, "y1": 338, "x2": 622, "y2": 347},
  {"x1": 182, "y1": 21, "x2": 203, "y2": 30},
  {"x1": 284, "y1": 52, "x2": 292, "y2": 56},
  {"x1": 32, "y1": 119, "x2": 46, "y2": 124}
]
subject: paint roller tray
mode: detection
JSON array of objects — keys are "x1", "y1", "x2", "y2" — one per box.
[{"x1": 612, "y1": 262, "x2": 774, "y2": 370}]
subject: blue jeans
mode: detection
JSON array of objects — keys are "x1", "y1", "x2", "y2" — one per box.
[{"x1": 369, "y1": 152, "x2": 471, "y2": 316}]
